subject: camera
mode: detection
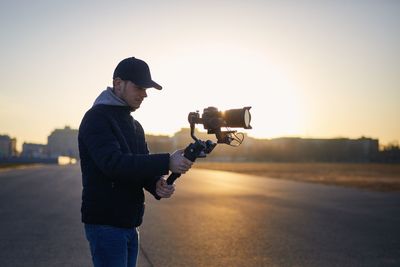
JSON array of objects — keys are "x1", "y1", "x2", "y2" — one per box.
[
  {"x1": 188, "y1": 106, "x2": 252, "y2": 144},
  {"x1": 166, "y1": 106, "x2": 252, "y2": 185}
]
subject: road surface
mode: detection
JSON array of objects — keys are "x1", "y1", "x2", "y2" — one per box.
[{"x1": 0, "y1": 164, "x2": 399, "y2": 267}]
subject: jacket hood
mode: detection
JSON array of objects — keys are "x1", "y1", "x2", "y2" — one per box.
[{"x1": 93, "y1": 87, "x2": 128, "y2": 107}]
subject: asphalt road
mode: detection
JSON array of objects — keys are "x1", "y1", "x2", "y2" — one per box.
[{"x1": 0, "y1": 165, "x2": 399, "y2": 267}]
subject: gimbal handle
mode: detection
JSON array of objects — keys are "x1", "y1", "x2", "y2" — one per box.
[{"x1": 166, "y1": 140, "x2": 215, "y2": 185}]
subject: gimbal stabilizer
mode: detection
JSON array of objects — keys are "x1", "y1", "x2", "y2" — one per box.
[{"x1": 166, "y1": 106, "x2": 252, "y2": 185}]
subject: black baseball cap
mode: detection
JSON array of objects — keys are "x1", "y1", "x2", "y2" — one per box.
[{"x1": 113, "y1": 57, "x2": 162, "y2": 90}]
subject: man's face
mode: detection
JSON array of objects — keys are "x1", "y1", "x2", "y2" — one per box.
[{"x1": 114, "y1": 79, "x2": 148, "y2": 110}]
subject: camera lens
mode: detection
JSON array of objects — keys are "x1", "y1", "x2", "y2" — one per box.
[
  {"x1": 244, "y1": 109, "x2": 251, "y2": 128},
  {"x1": 223, "y1": 107, "x2": 252, "y2": 129}
]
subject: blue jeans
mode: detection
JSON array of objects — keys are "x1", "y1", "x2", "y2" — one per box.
[{"x1": 84, "y1": 224, "x2": 139, "y2": 267}]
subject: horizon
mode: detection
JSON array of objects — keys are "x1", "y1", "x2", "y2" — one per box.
[
  {"x1": 0, "y1": 124, "x2": 390, "y2": 153},
  {"x1": 1, "y1": 1, "x2": 399, "y2": 151}
]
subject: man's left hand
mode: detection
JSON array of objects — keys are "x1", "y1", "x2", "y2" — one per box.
[{"x1": 156, "y1": 178, "x2": 175, "y2": 198}]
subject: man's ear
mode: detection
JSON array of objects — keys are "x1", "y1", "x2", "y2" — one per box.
[
  {"x1": 113, "y1": 78, "x2": 121, "y2": 89},
  {"x1": 113, "y1": 78, "x2": 124, "y2": 96}
]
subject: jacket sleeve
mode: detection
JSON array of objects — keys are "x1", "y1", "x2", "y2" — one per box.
[
  {"x1": 79, "y1": 108, "x2": 170, "y2": 183},
  {"x1": 141, "y1": 140, "x2": 162, "y2": 200}
]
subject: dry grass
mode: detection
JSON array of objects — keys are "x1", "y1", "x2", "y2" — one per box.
[
  {"x1": 0, "y1": 163, "x2": 45, "y2": 173},
  {"x1": 193, "y1": 162, "x2": 400, "y2": 192},
  {"x1": 0, "y1": 163, "x2": 38, "y2": 169}
]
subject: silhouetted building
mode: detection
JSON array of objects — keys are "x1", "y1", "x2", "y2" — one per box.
[
  {"x1": 21, "y1": 143, "x2": 47, "y2": 158},
  {"x1": 147, "y1": 130, "x2": 380, "y2": 162},
  {"x1": 245, "y1": 137, "x2": 379, "y2": 162},
  {"x1": 0, "y1": 135, "x2": 17, "y2": 158},
  {"x1": 379, "y1": 144, "x2": 400, "y2": 163},
  {"x1": 171, "y1": 128, "x2": 216, "y2": 149},
  {"x1": 47, "y1": 126, "x2": 79, "y2": 158},
  {"x1": 145, "y1": 134, "x2": 173, "y2": 153}
]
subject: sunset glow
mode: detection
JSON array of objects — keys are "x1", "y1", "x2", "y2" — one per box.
[{"x1": 0, "y1": 1, "x2": 399, "y2": 150}]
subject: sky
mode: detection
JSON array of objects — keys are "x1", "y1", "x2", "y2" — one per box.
[{"x1": 0, "y1": 0, "x2": 399, "y2": 151}]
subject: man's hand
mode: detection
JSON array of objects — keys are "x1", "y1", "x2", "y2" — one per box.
[
  {"x1": 156, "y1": 178, "x2": 175, "y2": 198},
  {"x1": 169, "y1": 149, "x2": 193, "y2": 174}
]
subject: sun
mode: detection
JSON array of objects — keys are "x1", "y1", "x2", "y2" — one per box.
[
  {"x1": 139, "y1": 43, "x2": 306, "y2": 139},
  {"x1": 249, "y1": 68, "x2": 306, "y2": 139}
]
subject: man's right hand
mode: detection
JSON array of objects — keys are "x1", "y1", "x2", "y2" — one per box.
[{"x1": 169, "y1": 149, "x2": 193, "y2": 174}]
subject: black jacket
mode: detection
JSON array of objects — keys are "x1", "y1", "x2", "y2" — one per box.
[{"x1": 78, "y1": 104, "x2": 170, "y2": 228}]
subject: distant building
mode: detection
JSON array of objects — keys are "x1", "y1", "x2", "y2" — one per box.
[
  {"x1": 378, "y1": 143, "x2": 400, "y2": 163},
  {"x1": 171, "y1": 128, "x2": 216, "y2": 150},
  {"x1": 21, "y1": 143, "x2": 47, "y2": 158},
  {"x1": 129, "y1": 130, "x2": 383, "y2": 162},
  {"x1": 47, "y1": 126, "x2": 79, "y2": 158},
  {"x1": 0, "y1": 135, "x2": 17, "y2": 158},
  {"x1": 246, "y1": 137, "x2": 379, "y2": 162},
  {"x1": 145, "y1": 134, "x2": 173, "y2": 153}
]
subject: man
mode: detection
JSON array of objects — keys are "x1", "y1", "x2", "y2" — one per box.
[{"x1": 78, "y1": 57, "x2": 193, "y2": 267}]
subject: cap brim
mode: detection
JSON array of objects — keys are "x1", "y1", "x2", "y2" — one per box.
[
  {"x1": 151, "y1": 80, "x2": 162, "y2": 90},
  {"x1": 140, "y1": 80, "x2": 162, "y2": 90}
]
